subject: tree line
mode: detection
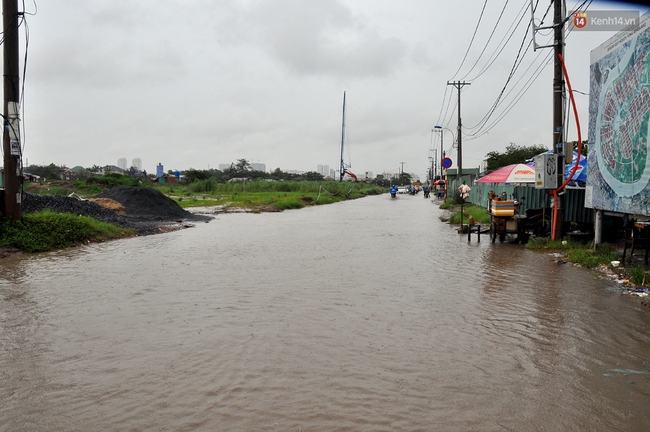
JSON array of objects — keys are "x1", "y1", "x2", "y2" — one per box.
[
  {"x1": 24, "y1": 159, "x2": 330, "y2": 183},
  {"x1": 484, "y1": 141, "x2": 587, "y2": 172}
]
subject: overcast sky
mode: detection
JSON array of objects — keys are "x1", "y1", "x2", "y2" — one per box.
[{"x1": 13, "y1": 0, "x2": 649, "y2": 178}]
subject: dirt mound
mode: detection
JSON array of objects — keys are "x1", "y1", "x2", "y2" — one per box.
[
  {"x1": 88, "y1": 198, "x2": 126, "y2": 214},
  {"x1": 22, "y1": 193, "x2": 167, "y2": 235},
  {"x1": 94, "y1": 186, "x2": 202, "y2": 222}
]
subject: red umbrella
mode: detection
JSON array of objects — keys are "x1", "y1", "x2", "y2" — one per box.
[{"x1": 477, "y1": 164, "x2": 535, "y2": 184}]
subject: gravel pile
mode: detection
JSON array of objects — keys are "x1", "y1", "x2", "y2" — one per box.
[
  {"x1": 22, "y1": 186, "x2": 212, "y2": 235},
  {"x1": 94, "y1": 186, "x2": 197, "y2": 221}
]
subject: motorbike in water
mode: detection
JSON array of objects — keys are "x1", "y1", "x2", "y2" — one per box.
[{"x1": 389, "y1": 186, "x2": 398, "y2": 199}]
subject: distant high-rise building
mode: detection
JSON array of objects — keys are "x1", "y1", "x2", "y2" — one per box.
[
  {"x1": 117, "y1": 158, "x2": 127, "y2": 170},
  {"x1": 218, "y1": 163, "x2": 231, "y2": 171},
  {"x1": 317, "y1": 164, "x2": 323, "y2": 174},
  {"x1": 317, "y1": 164, "x2": 330, "y2": 176},
  {"x1": 132, "y1": 158, "x2": 142, "y2": 171},
  {"x1": 250, "y1": 163, "x2": 266, "y2": 172},
  {"x1": 329, "y1": 169, "x2": 335, "y2": 179}
]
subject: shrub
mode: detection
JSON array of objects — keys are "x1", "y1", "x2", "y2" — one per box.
[
  {"x1": 630, "y1": 266, "x2": 647, "y2": 285},
  {"x1": 0, "y1": 211, "x2": 131, "y2": 252},
  {"x1": 188, "y1": 178, "x2": 218, "y2": 193}
]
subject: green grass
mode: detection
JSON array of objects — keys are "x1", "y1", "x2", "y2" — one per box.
[
  {"x1": 25, "y1": 178, "x2": 383, "y2": 210},
  {"x1": 165, "y1": 181, "x2": 383, "y2": 210},
  {"x1": 444, "y1": 203, "x2": 492, "y2": 225},
  {"x1": 527, "y1": 238, "x2": 621, "y2": 269},
  {"x1": 629, "y1": 266, "x2": 647, "y2": 285},
  {"x1": 0, "y1": 211, "x2": 133, "y2": 252}
]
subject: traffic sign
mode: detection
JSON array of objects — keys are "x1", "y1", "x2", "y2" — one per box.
[{"x1": 441, "y1": 157, "x2": 452, "y2": 169}]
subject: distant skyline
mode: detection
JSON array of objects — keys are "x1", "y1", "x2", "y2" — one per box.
[{"x1": 15, "y1": 1, "x2": 649, "y2": 179}]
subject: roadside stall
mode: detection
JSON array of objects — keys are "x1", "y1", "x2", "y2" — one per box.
[{"x1": 478, "y1": 164, "x2": 536, "y2": 244}]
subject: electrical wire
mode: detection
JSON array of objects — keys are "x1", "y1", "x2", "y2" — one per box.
[
  {"x1": 461, "y1": 0, "x2": 593, "y2": 140},
  {"x1": 453, "y1": 3, "x2": 540, "y2": 136},
  {"x1": 439, "y1": 91, "x2": 458, "y2": 131},
  {"x1": 448, "y1": 0, "x2": 490, "y2": 82},
  {"x1": 466, "y1": 49, "x2": 554, "y2": 141},
  {"x1": 435, "y1": 0, "x2": 531, "y2": 129},
  {"x1": 466, "y1": 0, "x2": 531, "y2": 82},
  {"x1": 465, "y1": 20, "x2": 535, "y2": 135},
  {"x1": 459, "y1": 0, "x2": 512, "y2": 81}
]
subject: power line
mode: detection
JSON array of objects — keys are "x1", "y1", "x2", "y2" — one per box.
[
  {"x1": 466, "y1": 0, "x2": 595, "y2": 139},
  {"x1": 448, "y1": 0, "x2": 489, "y2": 82}
]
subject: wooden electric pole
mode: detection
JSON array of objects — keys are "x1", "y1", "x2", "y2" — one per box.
[{"x1": 3, "y1": 0, "x2": 21, "y2": 220}]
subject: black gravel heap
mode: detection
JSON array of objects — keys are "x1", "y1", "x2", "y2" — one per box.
[
  {"x1": 22, "y1": 186, "x2": 212, "y2": 236},
  {"x1": 95, "y1": 186, "x2": 201, "y2": 221}
]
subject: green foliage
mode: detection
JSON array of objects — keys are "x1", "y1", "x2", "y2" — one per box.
[
  {"x1": 183, "y1": 169, "x2": 213, "y2": 184},
  {"x1": 85, "y1": 184, "x2": 103, "y2": 195},
  {"x1": 274, "y1": 198, "x2": 305, "y2": 210},
  {"x1": 302, "y1": 171, "x2": 325, "y2": 181},
  {"x1": 166, "y1": 180, "x2": 380, "y2": 210},
  {"x1": 485, "y1": 143, "x2": 549, "y2": 171},
  {"x1": 565, "y1": 248, "x2": 613, "y2": 269},
  {"x1": 24, "y1": 163, "x2": 61, "y2": 180},
  {"x1": 397, "y1": 172, "x2": 412, "y2": 185},
  {"x1": 447, "y1": 204, "x2": 491, "y2": 225},
  {"x1": 527, "y1": 238, "x2": 620, "y2": 269},
  {"x1": 48, "y1": 186, "x2": 74, "y2": 196},
  {"x1": 0, "y1": 211, "x2": 132, "y2": 252},
  {"x1": 235, "y1": 159, "x2": 251, "y2": 173},
  {"x1": 630, "y1": 266, "x2": 647, "y2": 285},
  {"x1": 188, "y1": 178, "x2": 218, "y2": 193},
  {"x1": 86, "y1": 173, "x2": 141, "y2": 188}
]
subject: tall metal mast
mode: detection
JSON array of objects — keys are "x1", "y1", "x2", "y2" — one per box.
[{"x1": 339, "y1": 91, "x2": 346, "y2": 182}]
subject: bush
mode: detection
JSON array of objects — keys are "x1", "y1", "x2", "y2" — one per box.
[
  {"x1": 87, "y1": 173, "x2": 141, "y2": 188},
  {"x1": 0, "y1": 211, "x2": 131, "y2": 252},
  {"x1": 630, "y1": 266, "x2": 647, "y2": 285},
  {"x1": 188, "y1": 178, "x2": 218, "y2": 193}
]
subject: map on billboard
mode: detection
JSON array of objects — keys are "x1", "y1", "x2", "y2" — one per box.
[{"x1": 586, "y1": 12, "x2": 650, "y2": 214}]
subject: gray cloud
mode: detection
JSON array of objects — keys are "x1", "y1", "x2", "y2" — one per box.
[{"x1": 223, "y1": 0, "x2": 407, "y2": 77}]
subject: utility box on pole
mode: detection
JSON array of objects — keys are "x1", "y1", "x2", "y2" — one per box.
[{"x1": 535, "y1": 153, "x2": 559, "y2": 189}]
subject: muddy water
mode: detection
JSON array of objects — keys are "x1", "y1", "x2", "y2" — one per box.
[{"x1": 2, "y1": 194, "x2": 650, "y2": 431}]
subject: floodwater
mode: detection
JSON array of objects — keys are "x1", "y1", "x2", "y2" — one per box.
[{"x1": 2, "y1": 194, "x2": 650, "y2": 431}]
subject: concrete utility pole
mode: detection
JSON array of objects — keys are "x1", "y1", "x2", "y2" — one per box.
[
  {"x1": 447, "y1": 81, "x2": 470, "y2": 180},
  {"x1": 2, "y1": 0, "x2": 21, "y2": 220},
  {"x1": 552, "y1": 0, "x2": 565, "y2": 238},
  {"x1": 553, "y1": 0, "x2": 565, "y2": 169}
]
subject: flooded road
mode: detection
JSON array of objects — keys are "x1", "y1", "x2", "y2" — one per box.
[{"x1": 2, "y1": 194, "x2": 650, "y2": 431}]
